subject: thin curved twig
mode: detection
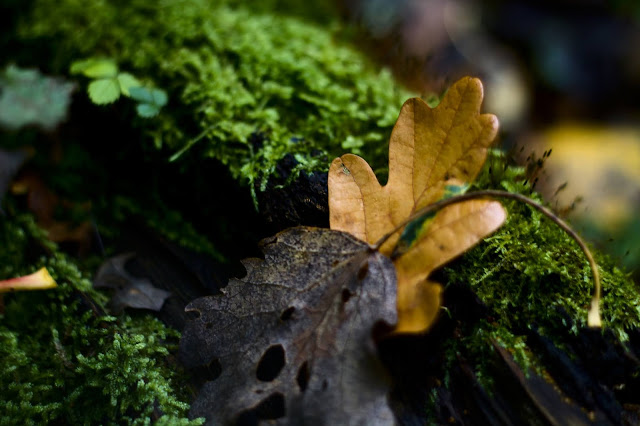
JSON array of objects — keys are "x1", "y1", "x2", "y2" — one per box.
[{"x1": 372, "y1": 190, "x2": 602, "y2": 328}]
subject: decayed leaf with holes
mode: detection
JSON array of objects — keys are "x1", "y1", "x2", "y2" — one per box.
[
  {"x1": 179, "y1": 227, "x2": 397, "y2": 425},
  {"x1": 329, "y1": 77, "x2": 506, "y2": 332}
]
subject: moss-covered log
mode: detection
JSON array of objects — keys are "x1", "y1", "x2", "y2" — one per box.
[
  {"x1": 2, "y1": 0, "x2": 639, "y2": 424},
  {"x1": 18, "y1": 0, "x2": 411, "y2": 194}
]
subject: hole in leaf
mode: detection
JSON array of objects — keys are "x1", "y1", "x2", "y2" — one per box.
[
  {"x1": 256, "y1": 344, "x2": 285, "y2": 382},
  {"x1": 236, "y1": 392, "x2": 286, "y2": 425},
  {"x1": 190, "y1": 358, "x2": 222, "y2": 382},
  {"x1": 235, "y1": 411, "x2": 258, "y2": 426},
  {"x1": 357, "y1": 261, "x2": 368, "y2": 280},
  {"x1": 280, "y1": 307, "x2": 295, "y2": 321},
  {"x1": 256, "y1": 392, "x2": 285, "y2": 419},
  {"x1": 296, "y1": 361, "x2": 310, "y2": 392},
  {"x1": 185, "y1": 309, "x2": 201, "y2": 320},
  {"x1": 341, "y1": 288, "x2": 353, "y2": 303},
  {"x1": 371, "y1": 320, "x2": 394, "y2": 342}
]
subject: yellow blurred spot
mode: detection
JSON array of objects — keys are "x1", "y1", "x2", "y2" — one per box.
[{"x1": 529, "y1": 124, "x2": 640, "y2": 232}]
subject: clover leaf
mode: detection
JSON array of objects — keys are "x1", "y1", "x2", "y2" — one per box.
[
  {"x1": 70, "y1": 58, "x2": 144, "y2": 105},
  {"x1": 129, "y1": 87, "x2": 168, "y2": 118}
]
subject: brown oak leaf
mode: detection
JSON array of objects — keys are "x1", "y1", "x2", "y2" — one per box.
[{"x1": 329, "y1": 77, "x2": 506, "y2": 332}]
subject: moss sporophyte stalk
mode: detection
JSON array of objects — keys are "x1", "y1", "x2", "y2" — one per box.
[{"x1": 374, "y1": 189, "x2": 603, "y2": 328}]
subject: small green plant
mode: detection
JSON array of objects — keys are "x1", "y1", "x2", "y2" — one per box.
[
  {"x1": 128, "y1": 86, "x2": 168, "y2": 118},
  {"x1": 70, "y1": 58, "x2": 167, "y2": 117}
]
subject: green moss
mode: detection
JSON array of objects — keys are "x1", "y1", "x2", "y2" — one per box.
[
  {"x1": 0, "y1": 214, "x2": 202, "y2": 425},
  {"x1": 459, "y1": 151, "x2": 640, "y2": 336},
  {"x1": 439, "y1": 150, "x2": 640, "y2": 389},
  {"x1": 19, "y1": 0, "x2": 412, "y2": 192}
]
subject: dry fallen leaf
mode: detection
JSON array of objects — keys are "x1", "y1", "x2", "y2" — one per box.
[
  {"x1": 94, "y1": 253, "x2": 171, "y2": 312},
  {"x1": 0, "y1": 267, "x2": 57, "y2": 292},
  {"x1": 329, "y1": 77, "x2": 506, "y2": 332},
  {"x1": 180, "y1": 227, "x2": 397, "y2": 425}
]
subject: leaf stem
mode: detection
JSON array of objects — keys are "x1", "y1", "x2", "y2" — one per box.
[
  {"x1": 169, "y1": 123, "x2": 218, "y2": 162},
  {"x1": 372, "y1": 190, "x2": 602, "y2": 328}
]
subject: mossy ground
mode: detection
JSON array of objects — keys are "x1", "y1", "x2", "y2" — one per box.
[
  {"x1": 438, "y1": 150, "x2": 640, "y2": 390},
  {"x1": 0, "y1": 213, "x2": 202, "y2": 425},
  {"x1": 464, "y1": 152, "x2": 638, "y2": 328}
]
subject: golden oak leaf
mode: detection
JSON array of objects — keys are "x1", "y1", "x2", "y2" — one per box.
[
  {"x1": 328, "y1": 77, "x2": 506, "y2": 333},
  {"x1": 392, "y1": 199, "x2": 506, "y2": 332}
]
